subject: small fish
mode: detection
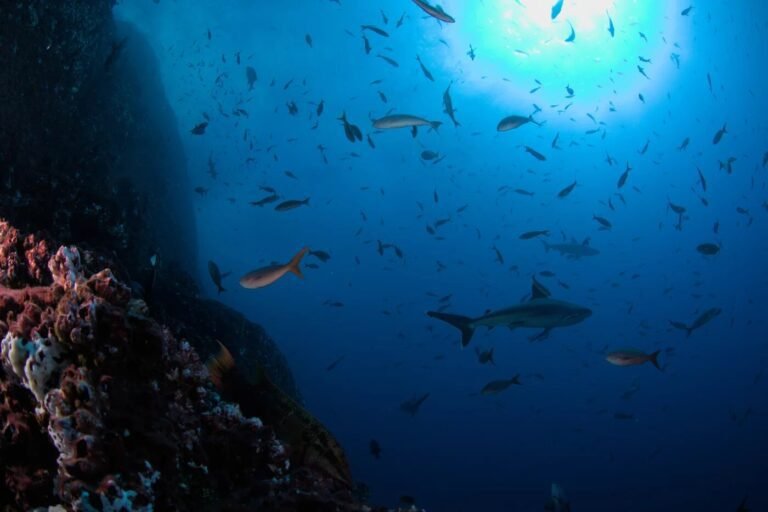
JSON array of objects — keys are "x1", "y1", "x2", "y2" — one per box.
[
  {"x1": 245, "y1": 66, "x2": 258, "y2": 90},
  {"x1": 326, "y1": 356, "x2": 345, "y2": 371},
  {"x1": 497, "y1": 115, "x2": 535, "y2": 131},
  {"x1": 475, "y1": 347, "x2": 495, "y2": 365},
  {"x1": 309, "y1": 250, "x2": 331, "y2": 262},
  {"x1": 639, "y1": 139, "x2": 650, "y2": 154},
  {"x1": 104, "y1": 37, "x2": 129, "y2": 71},
  {"x1": 377, "y1": 54, "x2": 399, "y2": 67},
  {"x1": 481, "y1": 375, "x2": 521, "y2": 395},
  {"x1": 607, "y1": 13, "x2": 614, "y2": 37},
  {"x1": 361, "y1": 25, "x2": 389, "y2": 37},
  {"x1": 678, "y1": 137, "x2": 690, "y2": 150},
  {"x1": 190, "y1": 121, "x2": 208, "y2": 135},
  {"x1": 411, "y1": 0, "x2": 456, "y2": 23},
  {"x1": 362, "y1": 35, "x2": 372, "y2": 54},
  {"x1": 250, "y1": 194, "x2": 280, "y2": 207},
  {"x1": 551, "y1": 0, "x2": 564, "y2": 20},
  {"x1": 193, "y1": 186, "x2": 208, "y2": 196},
  {"x1": 524, "y1": 146, "x2": 547, "y2": 161},
  {"x1": 240, "y1": 247, "x2": 309, "y2": 289},
  {"x1": 305, "y1": 33, "x2": 313, "y2": 47},
  {"x1": 275, "y1": 198, "x2": 310, "y2": 211},
  {"x1": 519, "y1": 230, "x2": 549, "y2": 240},
  {"x1": 696, "y1": 243, "x2": 720, "y2": 256},
  {"x1": 558, "y1": 181, "x2": 577, "y2": 198},
  {"x1": 443, "y1": 83, "x2": 460, "y2": 127},
  {"x1": 378, "y1": 90, "x2": 388, "y2": 103},
  {"x1": 593, "y1": 215, "x2": 612, "y2": 229},
  {"x1": 638, "y1": 65, "x2": 650, "y2": 79},
  {"x1": 373, "y1": 114, "x2": 442, "y2": 132},
  {"x1": 606, "y1": 349, "x2": 661, "y2": 371},
  {"x1": 338, "y1": 112, "x2": 363, "y2": 142},
  {"x1": 467, "y1": 44, "x2": 476, "y2": 60},
  {"x1": 400, "y1": 393, "x2": 430, "y2": 415},
  {"x1": 669, "y1": 307, "x2": 721, "y2": 337},
  {"x1": 712, "y1": 123, "x2": 727, "y2": 145},
  {"x1": 492, "y1": 245, "x2": 504, "y2": 264},
  {"x1": 207, "y1": 260, "x2": 229, "y2": 294},
  {"x1": 617, "y1": 162, "x2": 632, "y2": 188},
  {"x1": 696, "y1": 167, "x2": 707, "y2": 191},
  {"x1": 416, "y1": 55, "x2": 434, "y2": 81},
  {"x1": 681, "y1": 5, "x2": 694, "y2": 16}
]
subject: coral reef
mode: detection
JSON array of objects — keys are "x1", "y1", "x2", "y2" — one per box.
[{"x1": 0, "y1": 222, "x2": 367, "y2": 511}]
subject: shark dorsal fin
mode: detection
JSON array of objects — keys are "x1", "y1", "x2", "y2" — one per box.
[{"x1": 531, "y1": 277, "x2": 551, "y2": 300}]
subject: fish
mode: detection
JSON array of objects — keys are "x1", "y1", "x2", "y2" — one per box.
[
  {"x1": 467, "y1": 44, "x2": 476, "y2": 60},
  {"x1": 763, "y1": 151, "x2": 768, "y2": 168},
  {"x1": 514, "y1": 189, "x2": 535, "y2": 196},
  {"x1": 416, "y1": 55, "x2": 434, "y2": 81},
  {"x1": 638, "y1": 65, "x2": 650, "y2": 79},
  {"x1": 497, "y1": 115, "x2": 536, "y2": 131},
  {"x1": 373, "y1": 114, "x2": 442, "y2": 131},
  {"x1": 712, "y1": 123, "x2": 727, "y2": 145},
  {"x1": 207, "y1": 342, "x2": 353, "y2": 486},
  {"x1": 681, "y1": 5, "x2": 693, "y2": 15},
  {"x1": 207, "y1": 260, "x2": 230, "y2": 294},
  {"x1": 369, "y1": 439, "x2": 382, "y2": 459},
  {"x1": 607, "y1": 13, "x2": 614, "y2": 37},
  {"x1": 250, "y1": 194, "x2": 280, "y2": 207},
  {"x1": 239, "y1": 247, "x2": 309, "y2": 289},
  {"x1": 362, "y1": 34, "x2": 372, "y2": 54},
  {"x1": 475, "y1": 347, "x2": 495, "y2": 365},
  {"x1": 696, "y1": 243, "x2": 720, "y2": 256},
  {"x1": 565, "y1": 22, "x2": 575, "y2": 43},
  {"x1": 326, "y1": 356, "x2": 345, "y2": 371},
  {"x1": 606, "y1": 349, "x2": 661, "y2": 371},
  {"x1": 426, "y1": 278, "x2": 592, "y2": 346},
  {"x1": 542, "y1": 238, "x2": 599, "y2": 259},
  {"x1": 443, "y1": 83, "x2": 460, "y2": 127},
  {"x1": 519, "y1": 230, "x2": 549, "y2": 240},
  {"x1": 617, "y1": 162, "x2": 632, "y2": 188},
  {"x1": 557, "y1": 181, "x2": 577, "y2": 198},
  {"x1": 246, "y1": 66, "x2": 257, "y2": 90},
  {"x1": 638, "y1": 140, "x2": 650, "y2": 154},
  {"x1": 524, "y1": 146, "x2": 547, "y2": 161},
  {"x1": 411, "y1": 0, "x2": 456, "y2": 23},
  {"x1": 492, "y1": 245, "x2": 504, "y2": 264},
  {"x1": 190, "y1": 122, "x2": 208, "y2": 135},
  {"x1": 377, "y1": 54, "x2": 399, "y2": 67},
  {"x1": 378, "y1": 90, "x2": 388, "y2": 103},
  {"x1": 551, "y1": 0, "x2": 564, "y2": 20},
  {"x1": 338, "y1": 112, "x2": 363, "y2": 142},
  {"x1": 309, "y1": 250, "x2": 331, "y2": 262},
  {"x1": 275, "y1": 198, "x2": 310, "y2": 211},
  {"x1": 481, "y1": 375, "x2": 521, "y2": 395},
  {"x1": 400, "y1": 393, "x2": 430, "y2": 415},
  {"x1": 593, "y1": 215, "x2": 612, "y2": 230},
  {"x1": 361, "y1": 25, "x2": 389, "y2": 37},
  {"x1": 193, "y1": 186, "x2": 208, "y2": 196},
  {"x1": 669, "y1": 307, "x2": 722, "y2": 337},
  {"x1": 304, "y1": 33, "x2": 313, "y2": 47}
]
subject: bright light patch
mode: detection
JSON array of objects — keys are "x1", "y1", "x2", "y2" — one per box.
[{"x1": 430, "y1": 0, "x2": 687, "y2": 125}]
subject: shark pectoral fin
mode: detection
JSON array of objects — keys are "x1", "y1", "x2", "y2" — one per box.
[{"x1": 528, "y1": 328, "x2": 552, "y2": 342}]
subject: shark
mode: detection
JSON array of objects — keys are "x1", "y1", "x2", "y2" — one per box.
[
  {"x1": 542, "y1": 237, "x2": 600, "y2": 259},
  {"x1": 427, "y1": 278, "x2": 592, "y2": 346}
]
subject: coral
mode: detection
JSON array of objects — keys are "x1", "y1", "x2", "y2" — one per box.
[{"x1": 0, "y1": 223, "x2": 369, "y2": 511}]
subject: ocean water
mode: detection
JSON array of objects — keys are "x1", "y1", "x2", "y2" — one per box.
[{"x1": 114, "y1": 1, "x2": 767, "y2": 510}]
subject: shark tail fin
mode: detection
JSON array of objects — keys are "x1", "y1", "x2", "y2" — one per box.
[
  {"x1": 288, "y1": 247, "x2": 309, "y2": 279},
  {"x1": 427, "y1": 311, "x2": 474, "y2": 347},
  {"x1": 649, "y1": 350, "x2": 662, "y2": 371},
  {"x1": 217, "y1": 285, "x2": 226, "y2": 294},
  {"x1": 429, "y1": 121, "x2": 442, "y2": 133}
]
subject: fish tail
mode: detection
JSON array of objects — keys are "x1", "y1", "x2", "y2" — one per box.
[
  {"x1": 512, "y1": 374, "x2": 521, "y2": 385},
  {"x1": 288, "y1": 247, "x2": 309, "y2": 279},
  {"x1": 649, "y1": 350, "x2": 662, "y2": 371},
  {"x1": 686, "y1": 326, "x2": 693, "y2": 338},
  {"x1": 429, "y1": 121, "x2": 442, "y2": 132},
  {"x1": 207, "y1": 340, "x2": 236, "y2": 389},
  {"x1": 426, "y1": 311, "x2": 474, "y2": 347},
  {"x1": 217, "y1": 284, "x2": 226, "y2": 294}
]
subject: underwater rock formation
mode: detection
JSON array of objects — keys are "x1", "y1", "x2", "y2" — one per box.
[
  {"x1": 0, "y1": 2, "x2": 196, "y2": 279},
  {"x1": 0, "y1": 221, "x2": 368, "y2": 511}
]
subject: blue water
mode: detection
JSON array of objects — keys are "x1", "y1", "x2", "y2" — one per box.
[{"x1": 115, "y1": 1, "x2": 767, "y2": 510}]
